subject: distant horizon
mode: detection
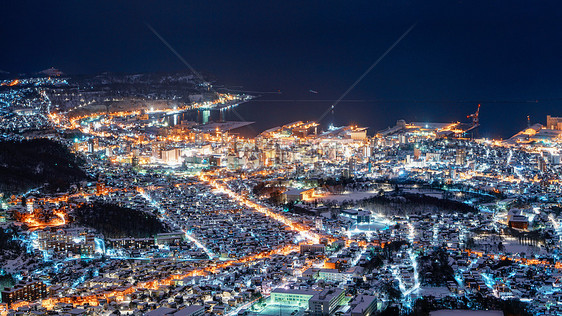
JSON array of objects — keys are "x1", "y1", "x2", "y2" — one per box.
[
  {"x1": 3, "y1": 1, "x2": 562, "y2": 139},
  {"x1": 2, "y1": 66, "x2": 558, "y2": 140}
]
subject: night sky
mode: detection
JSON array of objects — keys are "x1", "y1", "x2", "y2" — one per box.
[{"x1": 2, "y1": 1, "x2": 562, "y2": 138}]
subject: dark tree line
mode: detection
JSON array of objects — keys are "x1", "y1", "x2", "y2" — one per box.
[
  {"x1": 0, "y1": 226, "x2": 24, "y2": 254},
  {"x1": 0, "y1": 225, "x2": 26, "y2": 265},
  {"x1": 361, "y1": 253, "x2": 384, "y2": 272},
  {"x1": 352, "y1": 193, "x2": 478, "y2": 216},
  {"x1": 549, "y1": 206, "x2": 562, "y2": 216},
  {"x1": 0, "y1": 139, "x2": 87, "y2": 194},
  {"x1": 417, "y1": 247, "x2": 455, "y2": 286},
  {"x1": 409, "y1": 295, "x2": 532, "y2": 316},
  {"x1": 74, "y1": 202, "x2": 168, "y2": 238}
]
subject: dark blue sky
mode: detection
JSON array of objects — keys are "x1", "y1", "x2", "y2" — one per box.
[{"x1": 2, "y1": 1, "x2": 562, "y2": 137}]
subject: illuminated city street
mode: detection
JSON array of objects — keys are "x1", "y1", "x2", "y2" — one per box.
[{"x1": 1, "y1": 2, "x2": 562, "y2": 315}]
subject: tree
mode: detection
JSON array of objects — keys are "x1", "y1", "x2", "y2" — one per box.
[
  {"x1": 498, "y1": 242, "x2": 504, "y2": 252},
  {"x1": 382, "y1": 281, "x2": 402, "y2": 302},
  {"x1": 74, "y1": 202, "x2": 167, "y2": 238}
]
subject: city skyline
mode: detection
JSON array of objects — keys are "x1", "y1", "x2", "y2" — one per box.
[
  {"x1": 0, "y1": 2, "x2": 562, "y2": 316},
  {"x1": 3, "y1": 1, "x2": 562, "y2": 137}
]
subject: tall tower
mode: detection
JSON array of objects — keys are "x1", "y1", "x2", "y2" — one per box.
[
  {"x1": 348, "y1": 158, "x2": 355, "y2": 177},
  {"x1": 456, "y1": 149, "x2": 466, "y2": 166}
]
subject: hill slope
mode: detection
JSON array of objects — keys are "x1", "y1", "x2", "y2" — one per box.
[{"x1": 0, "y1": 139, "x2": 87, "y2": 195}]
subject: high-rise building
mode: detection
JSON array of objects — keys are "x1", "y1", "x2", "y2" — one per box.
[
  {"x1": 315, "y1": 218, "x2": 324, "y2": 230},
  {"x1": 161, "y1": 148, "x2": 182, "y2": 163},
  {"x1": 227, "y1": 152, "x2": 239, "y2": 170},
  {"x1": 26, "y1": 198, "x2": 34, "y2": 213},
  {"x1": 96, "y1": 181, "x2": 104, "y2": 195},
  {"x1": 413, "y1": 148, "x2": 421, "y2": 160},
  {"x1": 362, "y1": 145, "x2": 372, "y2": 158},
  {"x1": 538, "y1": 156, "x2": 547, "y2": 172},
  {"x1": 1, "y1": 280, "x2": 48, "y2": 306},
  {"x1": 87, "y1": 140, "x2": 94, "y2": 153},
  {"x1": 131, "y1": 156, "x2": 139, "y2": 167},
  {"x1": 87, "y1": 138, "x2": 99, "y2": 153},
  {"x1": 546, "y1": 115, "x2": 562, "y2": 130},
  {"x1": 37, "y1": 229, "x2": 95, "y2": 257},
  {"x1": 348, "y1": 158, "x2": 355, "y2": 177},
  {"x1": 456, "y1": 149, "x2": 466, "y2": 165},
  {"x1": 152, "y1": 142, "x2": 161, "y2": 159},
  {"x1": 209, "y1": 155, "x2": 223, "y2": 167}
]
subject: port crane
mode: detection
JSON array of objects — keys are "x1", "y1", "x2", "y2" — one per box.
[
  {"x1": 467, "y1": 103, "x2": 480, "y2": 127},
  {"x1": 462, "y1": 104, "x2": 481, "y2": 139}
]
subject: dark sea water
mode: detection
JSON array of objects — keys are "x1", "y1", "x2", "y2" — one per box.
[
  {"x1": 3, "y1": 1, "x2": 562, "y2": 139},
  {"x1": 172, "y1": 93, "x2": 557, "y2": 140}
]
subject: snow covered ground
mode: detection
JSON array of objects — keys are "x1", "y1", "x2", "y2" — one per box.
[
  {"x1": 319, "y1": 191, "x2": 380, "y2": 202},
  {"x1": 502, "y1": 241, "x2": 546, "y2": 256},
  {"x1": 320, "y1": 188, "x2": 447, "y2": 203},
  {"x1": 419, "y1": 286, "x2": 451, "y2": 298},
  {"x1": 403, "y1": 188, "x2": 445, "y2": 199}
]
